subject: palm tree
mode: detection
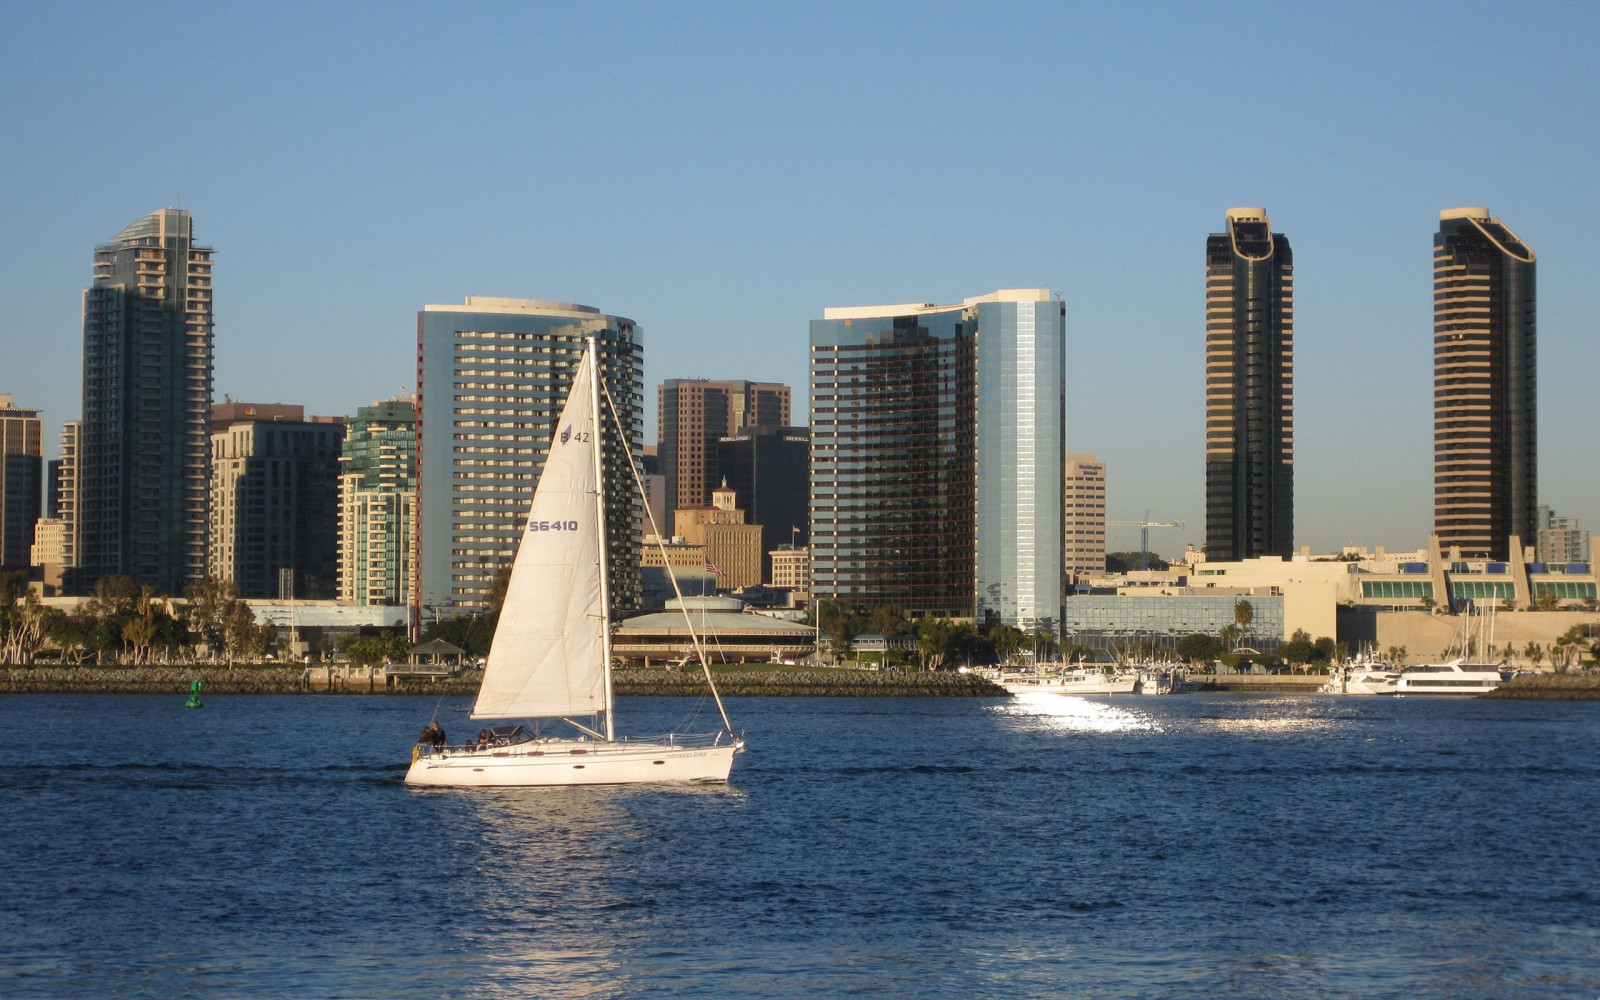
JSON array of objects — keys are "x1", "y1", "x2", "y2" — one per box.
[
  {"x1": 1219, "y1": 624, "x2": 1241, "y2": 651},
  {"x1": 1233, "y1": 600, "x2": 1254, "y2": 648}
]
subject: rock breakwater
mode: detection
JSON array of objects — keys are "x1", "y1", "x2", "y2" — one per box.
[{"x1": 0, "y1": 665, "x2": 1006, "y2": 698}]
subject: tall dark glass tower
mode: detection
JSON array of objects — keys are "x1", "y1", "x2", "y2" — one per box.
[
  {"x1": 1205, "y1": 208, "x2": 1293, "y2": 562},
  {"x1": 1433, "y1": 207, "x2": 1536, "y2": 561},
  {"x1": 80, "y1": 209, "x2": 214, "y2": 595}
]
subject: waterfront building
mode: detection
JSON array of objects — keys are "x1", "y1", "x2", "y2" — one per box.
[
  {"x1": 338, "y1": 398, "x2": 417, "y2": 607},
  {"x1": 1535, "y1": 507, "x2": 1589, "y2": 565},
  {"x1": 0, "y1": 395, "x2": 43, "y2": 570},
  {"x1": 769, "y1": 545, "x2": 810, "y2": 597},
  {"x1": 1205, "y1": 207, "x2": 1294, "y2": 562},
  {"x1": 1433, "y1": 207, "x2": 1537, "y2": 561},
  {"x1": 1064, "y1": 453, "x2": 1106, "y2": 583},
  {"x1": 658, "y1": 379, "x2": 790, "y2": 511},
  {"x1": 809, "y1": 289, "x2": 1065, "y2": 629},
  {"x1": 717, "y1": 424, "x2": 809, "y2": 581},
  {"x1": 79, "y1": 208, "x2": 213, "y2": 595},
  {"x1": 614, "y1": 595, "x2": 816, "y2": 665},
  {"x1": 416, "y1": 297, "x2": 642, "y2": 616},
  {"x1": 673, "y1": 483, "x2": 764, "y2": 592},
  {"x1": 209, "y1": 404, "x2": 344, "y2": 599},
  {"x1": 1064, "y1": 593, "x2": 1286, "y2": 654}
]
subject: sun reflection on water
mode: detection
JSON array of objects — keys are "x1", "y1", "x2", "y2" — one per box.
[{"x1": 990, "y1": 692, "x2": 1164, "y2": 734}]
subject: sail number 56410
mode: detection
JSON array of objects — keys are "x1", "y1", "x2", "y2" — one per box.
[{"x1": 528, "y1": 520, "x2": 580, "y2": 532}]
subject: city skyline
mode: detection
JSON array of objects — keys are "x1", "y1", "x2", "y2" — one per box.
[{"x1": 2, "y1": 5, "x2": 1596, "y2": 556}]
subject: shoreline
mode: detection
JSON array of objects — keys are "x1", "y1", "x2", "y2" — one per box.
[
  {"x1": 0, "y1": 665, "x2": 1009, "y2": 698},
  {"x1": 4, "y1": 666, "x2": 1595, "y2": 699}
]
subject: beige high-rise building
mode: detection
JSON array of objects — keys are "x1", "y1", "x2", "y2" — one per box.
[
  {"x1": 209, "y1": 404, "x2": 344, "y2": 599},
  {"x1": 1064, "y1": 453, "x2": 1106, "y2": 582},
  {"x1": 770, "y1": 545, "x2": 810, "y2": 596},
  {"x1": 674, "y1": 483, "x2": 763, "y2": 591},
  {"x1": 53, "y1": 422, "x2": 80, "y2": 568}
]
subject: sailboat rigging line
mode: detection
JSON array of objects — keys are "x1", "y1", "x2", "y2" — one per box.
[{"x1": 599, "y1": 375, "x2": 737, "y2": 737}]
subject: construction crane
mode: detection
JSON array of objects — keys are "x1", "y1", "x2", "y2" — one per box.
[{"x1": 1105, "y1": 510, "x2": 1186, "y2": 570}]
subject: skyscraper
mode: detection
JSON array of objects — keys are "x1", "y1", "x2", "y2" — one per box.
[
  {"x1": 1063, "y1": 453, "x2": 1106, "y2": 583},
  {"x1": 208, "y1": 404, "x2": 344, "y2": 599},
  {"x1": 1433, "y1": 207, "x2": 1537, "y2": 560},
  {"x1": 339, "y1": 398, "x2": 417, "y2": 606},
  {"x1": 0, "y1": 395, "x2": 43, "y2": 570},
  {"x1": 809, "y1": 289, "x2": 1064, "y2": 629},
  {"x1": 716, "y1": 424, "x2": 809, "y2": 582},
  {"x1": 1205, "y1": 207, "x2": 1293, "y2": 562},
  {"x1": 416, "y1": 297, "x2": 643, "y2": 618},
  {"x1": 658, "y1": 379, "x2": 790, "y2": 511},
  {"x1": 80, "y1": 208, "x2": 213, "y2": 595}
]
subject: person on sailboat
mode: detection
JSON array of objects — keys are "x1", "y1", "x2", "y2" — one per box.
[{"x1": 428, "y1": 721, "x2": 446, "y2": 751}]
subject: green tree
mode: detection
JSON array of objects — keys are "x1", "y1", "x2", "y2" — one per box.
[
  {"x1": 484, "y1": 564, "x2": 513, "y2": 616},
  {"x1": 1176, "y1": 632, "x2": 1222, "y2": 663},
  {"x1": 1534, "y1": 588, "x2": 1560, "y2": 612},
  {"x1": 916, "y1": 617, "x2": 956, "y2": 671},
  {"x1": 1277, "y1": 628, "x2": 1317, "y2": 666},
  {"x1": 989, "y1": 625, "x2": 1025, "y2": 664},
  {"x1": 184, "y1": 577, "x2": 242, "y2": 657},
  {"x1": 1524, "y1": 641, "x2": 1545, "y2": 669},
  {"x1": 1233, "y1": 600, "x2": 1254, "y2": 647},
  {"x1": 817, "y1": 598, "x2": 854, "y2": 663},
  {"x1": 867, "y1": 604, "x2": 910, "y2": 638},
  {"x1": 342, "y1": 630, "x2": 411, "y2": 666},
  {"x1": 1219, "y1": 623, "x2": 1241, "y2": 651},
  {"x1": 424, "y1": 613, "x2": 497, "y2": 656},
  {"x1": 1105, "y1": 551, "x2": 1170, "y2": 573}
]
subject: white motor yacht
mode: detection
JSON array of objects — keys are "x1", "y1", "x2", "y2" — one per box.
[{"x1": 1394, "y1": 660, "x2": 1504, "y2": 696}]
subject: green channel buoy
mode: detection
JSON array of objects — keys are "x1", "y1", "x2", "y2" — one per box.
[{"x1": 185, "y1": 679, "x2": 204, "y2": 709}]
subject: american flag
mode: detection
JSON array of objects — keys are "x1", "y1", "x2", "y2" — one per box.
[{"x1": 705, "y1": 560, "x2": 723, "y2": 575}]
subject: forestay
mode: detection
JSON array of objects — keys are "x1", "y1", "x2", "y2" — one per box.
[{"x1": 472, "y1": 351, "x2": 607, "y2": 720}]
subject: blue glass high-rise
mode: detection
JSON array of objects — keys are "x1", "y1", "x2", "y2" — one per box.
[{"x1": 809, "y1": 290, "x2": 1064, "y2": 631}]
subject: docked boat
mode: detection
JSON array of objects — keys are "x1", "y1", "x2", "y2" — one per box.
[
  {"x1": 405, "y1": 339, "x2": 743, "y2": 787},
  {"x1": 1322, "y1": 651, "x2": 1401, "y2": 695},
  {"x1": 1394, "y1": 660, "x2": 1504, "y2": 696},
  {"x1": 998, "y1": 665, "x2": 1138, "y2": 696}
]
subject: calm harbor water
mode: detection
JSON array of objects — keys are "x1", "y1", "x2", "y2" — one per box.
[{"x1": 2, "y1": 692, "x2": 1598, "y2": 999}]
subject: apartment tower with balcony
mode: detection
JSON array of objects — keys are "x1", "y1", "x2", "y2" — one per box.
[
  {"x1": 1433, "y1": 207, "x2": 1537, "y2": 561},
  {"x1": 79, "y1": 209, "x2": 213, "y2": 594}
]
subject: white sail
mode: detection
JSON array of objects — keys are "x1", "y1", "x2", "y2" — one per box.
[{"x1": 472, "y1": 352, "x2": 607, "y2": 720}]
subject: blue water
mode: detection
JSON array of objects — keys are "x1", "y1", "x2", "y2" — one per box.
[{"x1": 2, "y1": 692, "x2": 1598, "y2": 999}]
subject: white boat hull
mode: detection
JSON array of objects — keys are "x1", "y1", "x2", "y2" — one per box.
[
  {"x1": 405, "y1": 739, "x2": 742, "y2": 787},
  {"x1": 999, "y1": 675, "x2": 1138, "y2": 696}
]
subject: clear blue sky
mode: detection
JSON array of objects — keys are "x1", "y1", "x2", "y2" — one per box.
[{"x1": 2, "y1": 2, "x2": 1595, "y2": 556}]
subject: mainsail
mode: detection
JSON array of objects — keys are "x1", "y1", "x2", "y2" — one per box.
[{"x1": 472, "y1": 352, "x2": 607, "y2": 720}]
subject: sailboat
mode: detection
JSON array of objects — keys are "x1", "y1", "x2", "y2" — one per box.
[{"x1": 405, "y1": 337, "x2": 744, "y2": 787}]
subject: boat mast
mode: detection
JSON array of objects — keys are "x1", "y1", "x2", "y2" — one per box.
[{"x1": 588, "y1": 335, "x2": 617, "y2": 742}]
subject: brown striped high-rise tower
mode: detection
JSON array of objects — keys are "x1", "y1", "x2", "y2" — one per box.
[
  {"x1": 1205, "y1": 208, "x2": 1294, "y2": 562},
  {"x1": 1433, "y1": 207, "x2": 1537, "y2": 561}
]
